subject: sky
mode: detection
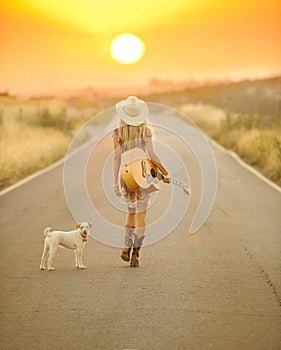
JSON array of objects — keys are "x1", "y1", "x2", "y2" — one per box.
[{"x1": 1, "y1": 0, "x2": 281, "y2": 95}]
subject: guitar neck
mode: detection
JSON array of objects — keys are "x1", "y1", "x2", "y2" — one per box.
[
  {"x1": 170, "y1": 177, "x2": 185, "y2": 188},
  {"x1": 155, "y1": 171, "x2": 191, "y2": 196}
]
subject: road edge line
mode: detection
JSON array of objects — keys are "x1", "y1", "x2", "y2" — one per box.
[
  {"x1": 208, "y1": 137, "x2": 281, "y2": 194},
  {"x1": 0, "y1": 157, "x2": 66, "y2": 197}
]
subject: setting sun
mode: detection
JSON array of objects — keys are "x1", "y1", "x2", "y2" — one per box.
[
  {"x1": 1, "y1": 0, "x2": 280, "y2": 94},
  {"x1": 110, "y1": 34, "x2": 145, "y2": 65}
]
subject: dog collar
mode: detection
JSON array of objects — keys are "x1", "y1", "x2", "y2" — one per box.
[{"x1": 80, "y1": 233, "x2": 88, "y2": 242}]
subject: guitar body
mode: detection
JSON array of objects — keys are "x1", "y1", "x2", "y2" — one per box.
[
  {"x1": 120, "y1": 147, "x2": 191, "y2": 196},
  {"x1": 121, "y1": 148, "x2": 161, "y2": 193}
]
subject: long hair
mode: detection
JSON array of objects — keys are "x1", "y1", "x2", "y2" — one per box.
[{"x1": 118, "y1": 121, "x2": 151, "y2": 145}]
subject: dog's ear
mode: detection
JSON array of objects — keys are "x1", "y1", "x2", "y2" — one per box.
[
  {"x1": 75, "y1": 223, "x2": 81, "y2": 229},
  {"x1": 88, "y1": 222, "x2": 93, "y2": 228}
]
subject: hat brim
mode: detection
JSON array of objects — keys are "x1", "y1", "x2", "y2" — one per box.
[{"x1": 115, "y1": 98, "x2": 149, "y2": 126}]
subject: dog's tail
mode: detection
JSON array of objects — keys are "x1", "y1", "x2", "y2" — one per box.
[{"x1": 44, "y1": 227, "x2": 52, "y2": 237}]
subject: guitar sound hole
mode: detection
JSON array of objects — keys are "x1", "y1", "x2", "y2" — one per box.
[{"x1": 150, "y1": 169, "x2": 156, "y2": 178}]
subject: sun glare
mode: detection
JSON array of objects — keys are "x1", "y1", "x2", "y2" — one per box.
[{"x1": 110, "y1": 33, "x2": 145, "y2": 65}]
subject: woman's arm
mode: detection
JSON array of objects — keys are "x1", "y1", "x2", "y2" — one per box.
[
  {"x1": 113, "y1": 139, "x2": 121, "y2": 183},
  {"x1": 113, "y1": 139, "x2": 122, "y2": 195},
  {"x1": 146, "y1": 137, "x2": 170, "y2": 181}
]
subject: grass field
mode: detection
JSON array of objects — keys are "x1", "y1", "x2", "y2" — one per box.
[
  {"x1": 0, "y1": 94, "x2": 101, "y2": 190},
  {"x1": 179, "y1": 103, "x2": 281, "y2": 186}
]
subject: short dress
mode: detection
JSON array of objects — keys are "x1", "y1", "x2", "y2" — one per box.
[{"x1": 112, "y1": 127, "x2": 155, "y2": 210}]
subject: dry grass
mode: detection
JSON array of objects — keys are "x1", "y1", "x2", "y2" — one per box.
[
  {"x1": 237, "y1": 129, "x2": 281, "y2": 183},
  {"x1": 0, "y1": 122, "x2": 69, "y2": 188},
  {"x1": 178, "y1": 103, "x2": 281, "y2": 186},
  {"x1": 0, "y1": 95, "x2": 101, "y2": 190},
  {"x1": 179, "y1": 103, "x2": 226, "y2": 138}
]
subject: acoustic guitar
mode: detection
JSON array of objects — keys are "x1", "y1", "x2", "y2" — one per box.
[{"x1": 121, "y1": 148, "x2": 191, "y2": 196}]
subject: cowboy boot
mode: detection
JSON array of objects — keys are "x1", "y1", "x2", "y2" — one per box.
[
  {"x1": 130, "y1": 235, "x2": 145, "y2": 267},
  {"x1": 121, "y1": 225, "x2": 135, "y2": 262}
]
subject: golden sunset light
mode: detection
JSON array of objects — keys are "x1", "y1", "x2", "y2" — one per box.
[
  {"x1": 1, "y1": 2, "x2": 281, "y2": 348},
  {"x1": 1, "y1": 0, "x2": 280, "y2": 95},
  {"x1": 110, "y1": 34, "x2": 145, "y2": 65},
  {"x1": 14, "y1": 0, "x2": 196, "y2": 33}
]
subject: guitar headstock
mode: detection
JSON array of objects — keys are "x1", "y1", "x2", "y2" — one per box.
[{"x1": 183, "y1": 185, "x2": 191, "y2": 196}]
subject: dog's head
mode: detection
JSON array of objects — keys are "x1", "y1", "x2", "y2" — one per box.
[{"x1": 75, "y1": 222, "x2": 92, "y2": 239}]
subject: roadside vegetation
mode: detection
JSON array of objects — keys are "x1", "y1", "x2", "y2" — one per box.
[
  {"x1": 179, "y1": 103, "x2": 281, "y2": 186},
  {"x1": 0, "y1": 95, "x2": 101, "y2": 190}
]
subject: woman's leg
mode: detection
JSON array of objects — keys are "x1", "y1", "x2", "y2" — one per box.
[
  {"x1": 121, "y1": 208, "x2": 136, "y2": 262},
  {"x1": 126, "y1": 210, "x2": 136, "y2": 227},
  {"x1": 135, "y1": 208, "x2": 147, "y2": 239},
  {"x1": 131, "y1": 204, "x2": 147, "y2": 267}
]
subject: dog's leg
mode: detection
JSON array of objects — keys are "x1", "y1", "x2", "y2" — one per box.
[
  {"x1": 47, "y1": 246, "x2": 57, "y2": 271},
  {"x1": 74, "y1": 250, "x2": 79, "y2": 268},
  {"x1": 76, "y1": 249, "x2": 86, "y2": 269},
  {"x1": 40, "y1": 240, "x2": 49, "y2": 270}
]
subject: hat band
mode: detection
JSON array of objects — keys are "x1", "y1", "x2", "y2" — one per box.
[{"x1": 123, "y1": 105, "x2": 141, "y2": 117}]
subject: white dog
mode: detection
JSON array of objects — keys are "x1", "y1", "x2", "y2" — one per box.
[{"x1": 40, "y1": 222, "x2": 92, "y2": 271}]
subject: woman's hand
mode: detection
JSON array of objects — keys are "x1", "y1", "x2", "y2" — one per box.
[
  {"x1": 162, "y1": 175, "x2": 171, "y2": 184},
  {"x1": 113, "y1": 183, "x2": 122, "y2": 196}
]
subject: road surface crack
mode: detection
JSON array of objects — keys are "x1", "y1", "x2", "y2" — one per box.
[
  {"x1": 241, "y1": 245, "x2": 281, "y2": 308},
  {"x1": 217, "y1": 205, "x2": 229, "y2": 217}
]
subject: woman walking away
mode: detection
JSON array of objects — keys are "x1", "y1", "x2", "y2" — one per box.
[{"x1": 112, "y1": 96, "x2": 170, "y2": 267}]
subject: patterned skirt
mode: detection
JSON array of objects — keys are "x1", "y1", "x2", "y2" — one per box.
[{"x1": 119, "y1": 177, "x2": 155, "y2": 211}]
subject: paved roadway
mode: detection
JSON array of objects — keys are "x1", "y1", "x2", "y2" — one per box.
[{"x1": 0, "y1": 119, "x2": 281, "y2": 350}]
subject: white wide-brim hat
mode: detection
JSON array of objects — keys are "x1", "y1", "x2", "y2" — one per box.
[{"x1": 115, "y1": 96, "x2": 149, "y2": 126}]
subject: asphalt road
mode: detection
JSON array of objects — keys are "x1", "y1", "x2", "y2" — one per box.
[{"x1": 0, "y1": 119, "x2": 281, "y2": 350}]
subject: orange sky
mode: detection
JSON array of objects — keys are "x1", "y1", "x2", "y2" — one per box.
[{"x1": 1, "y1": 0, "x2": 281, "y2": 95}]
